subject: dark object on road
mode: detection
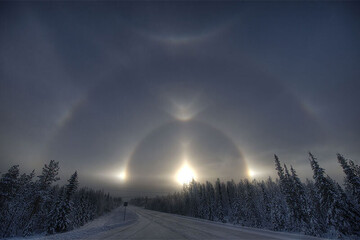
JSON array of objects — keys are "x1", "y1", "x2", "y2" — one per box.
[{"x1": 123, "y1": 202, "x2": 128, "y2": 221}]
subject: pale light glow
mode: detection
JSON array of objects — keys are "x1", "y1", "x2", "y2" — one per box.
[
  {"x1": 117, "y1": 171, "x2": 126, "y2": 181},
  {"x1": 176, "y1": 163, "x2": 196, "y2": 185},
  {"x1": 173, "y1": 102, "x2": 198, "y2": 121},
  {"x1": 168, "y1": 96, "x2": 204, "y2": 122},
  {"x1": 248, "y1": 169, "x2": 255, "y2": 178},
  {"x1": 176, "y1": 104, "x2": 194, "y2": 121}
]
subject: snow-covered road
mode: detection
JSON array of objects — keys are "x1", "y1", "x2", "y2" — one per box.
[
  {"x1": 17, "y1": 206, "x2": 323, "y2": 240},
  {"x1": 89, "y1": 207, "x2": 322, "y2": 240}
]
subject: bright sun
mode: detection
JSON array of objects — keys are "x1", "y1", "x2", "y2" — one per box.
[
  {"x1": 117, "y1": 171, "x2": 126, "y2": 181},
  {"x1": 176, "y1": 163, "x2": 196, "y2": 185},
  {"x1": 248, "y1": 169, "x2": 255, "y2": 178}
]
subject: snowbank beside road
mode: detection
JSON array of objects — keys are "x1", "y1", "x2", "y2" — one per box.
[{"x1": 7, "y1": 206, "x2": 137, "y2": 240}]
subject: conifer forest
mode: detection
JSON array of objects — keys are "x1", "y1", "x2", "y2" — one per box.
[
  {"x1": 131, "y1": 153, "x2": 360, "y2": 239},
  {"x1": 0, "y1": 160, "x2": 122, "y2": 238}
]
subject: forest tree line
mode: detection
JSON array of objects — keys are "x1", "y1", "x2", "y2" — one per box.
[
  {"x1": 131, "y1": 153, "x2": 360, "y2": 239},
  {"x1": 0, "y1": 160, "x2": 122, "y2": 238}
]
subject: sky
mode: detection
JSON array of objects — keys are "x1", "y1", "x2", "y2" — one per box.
[{"x1": 1, "y1": 2, "x2": 359, "y2": 196}]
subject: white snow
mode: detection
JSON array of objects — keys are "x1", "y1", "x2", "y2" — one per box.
[
  {"x1": 6, "y1": 206, "x2": 136, "y2": 240},
  {"x1": 6, "y1": 206, "x2": 330, "y2": 240}
]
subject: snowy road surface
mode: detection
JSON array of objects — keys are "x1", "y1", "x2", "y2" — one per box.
[
  {"x1": 18, "y1": 206, "x2": 323, "y2": 240},
  {"x1": 90, "y1": 207, "x2": 322, "y2": 240}
]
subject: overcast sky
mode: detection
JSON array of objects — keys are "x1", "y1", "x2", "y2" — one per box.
[{"x1": 1, "y1": 2, "x2": 359, "y2": 196}]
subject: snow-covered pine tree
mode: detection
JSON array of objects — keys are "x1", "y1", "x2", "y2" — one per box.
[
  {"x1": 0, "y1": 165, "x2": 20, "y2": 206},
  {"x1": 205, "y1": 181, "x2": 215, "y2": 221},
  {"x1": 259, "y1": 180, "x2": 272, "y2": 228},
  {"x1": 8, "y1": 171, "x2": 36, "y2": 237},
  {"x1": 274, "y1": 156, "x2": 294, "y2": 231},
  {"x1": 215, "y1": 178, "x2": 226, "y2": 223},
  {"x1": 304, "y1": 179, "x2": 326, "y2": 236},
  {"x1": 283, "y1": 164, "x2": 298, "y2": 231},
  {"x1": 220, "y1": 181, "x2": 230, "y2": 218},
  {"x1": 0, "y1": 165, "x2": 20, "y2": 237},
  {"x1": 65, "y1": 171, "x2": 78, "y2": 202},
  {"x1": 269, "y1": 179, "x2": 287, "y2": 231},
  {"x1": 348, "y1": 159, "x2": 360, "y2": 176},
  {"x1": 74, "y1": 189, "x2": 89, "y2": 227},
  {"x1": 188, "y1": 180, "x2": 200, "y2": 218},
  {"x1": 233, "y1": 180, "x2": 247, "y2": 225},
  {"x1": 24, "y1": 160, "x2": 60, "y2": 235},
  {"x1": 274, "y1": 155, "x2": 286, "y2": 192},
  {"x1": 0, "y1": 168, "x2": 37, "y2": 238},
  {"x1": 198, "y1": 183, "x2": 208, "y2": 219},
  {"x1": 337, "y1": 154, "x2": 360, "y2": 206},
  {"x1": 243, "y1": 179, "x2": 261, "y2": 227},
  {"x1": 226, "y1": 180, "x2": 237, "y2": 223},
  {"x1": 334, "y1": 182, "x2": 360, "y2": 236},
  {"x1": 182, "y1": 184, "x2": 191, "y2": 216},
  {"x1": 290, "y1": 166, "x2": 310, "y2": 232},
  {"x1": 309, "y1": 152, "x2": 355, "y2": 237},
  {"x1": 47, "y1": 187, "x2": 65, "y2": 234},
  {"x1": 47, "y1": 171, "x2": 78, "y2": 234}
]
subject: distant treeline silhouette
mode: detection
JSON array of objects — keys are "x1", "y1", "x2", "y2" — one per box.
[
  {"x1": 0, "y1": 160, "x2": 122, "y2": 238},
  {"x1": 131, "y1": 153, "x2": 360, "y2": 239}
]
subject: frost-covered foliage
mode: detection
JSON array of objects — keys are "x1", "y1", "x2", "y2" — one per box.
[
  {"x1": 0, "y1": 161, "x2": 122, "y2": 238},
  {"x1": 131, "y1": 153, "x2": 360, "y2": 239}
]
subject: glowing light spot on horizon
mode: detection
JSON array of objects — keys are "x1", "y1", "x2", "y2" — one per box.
[
  {"x1": 248, "y1": 169, "x2": 255, "y2": 178},
  {"x1": 176, "y1": 163, "x2": 196, "y2": 185},
  {"x1": 117, "y1": 171, "x2": 126, "y2": 181}
]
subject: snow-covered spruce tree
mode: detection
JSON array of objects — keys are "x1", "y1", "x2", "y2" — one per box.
[
  {"x1": 221, "y1": 181, "x2": 230, "y2": 218},
  {"x1": 24, "y1": 160, "x2": 60, "y2": 236},
  {"x1": 289, "y1": 166, "x2": 310, "y2": 233},
  {"x1": 205, "y1": 181, "x2": 215, "y2": 221},
  {"x1": 304, "y1": 179, "x2": 326, "y2": 236},
  {"x1": 284, "y1": 164, "x2": 311, "y2": 232},
  {"x1": 215, "y1": 178, "x2": 226, "y2": 223},
  {"x1": 252, "y1": 180, "x2": 268, "y2": 228},
  {"x1": 243, "y1": 179, "x2": 261, "y2": 227},
  {"x1": 273, "y1": 155, "x2": 293, "y2": 230},
  {"x1": 337, "y1": 154, "x2": 360, "y2": 206},
  {"x1": 334, "y1": 181, "x2": 360, "y2": 235},
  {"x1": 236, "y1": 180, "x2": 246, "y2": 224},
  {"x1": 197, "y1": 183, "x2": 208, "y2": 219},
  {"x1": 266, "y1": 178, "x2": 287, "y2": 231},
  {"x1": 271, "y1": 193, "x2": 287, "y2": 231},
  {"x1": 226, "y1": 180, "x2": 237, "y2": 223},
  {"x1": 283, "y1": 164, "x2": 299, "y2": 231},
  {"x1": 47, "y1": 187, "x2": 65, "y2": 234},
  {"x1": 0, "y1": 165, "x2": 20, "y2": 207},
  {"x1": 348, "y1": 159, "x2": 360, "y2": 176},
  {"x1": 0, "y1": 166, "x2": 37, "y2": 238},
  {"x1": 47, "y1": 171, "x2": 78, "y2": 234},
  {"x1": 73, "y1": 188, "x2": 91, "y2": 227},
  {"x1": 182, "y1": 184, "x2": 190, "y2": 216},
  {"x1": 274, "y1": 155, "x2": 286, "y2": 192},
  {"x1": 4, "y1": 171, "x2": 35, "y2": 238},
  {"x1": 309, "y1": 152, "x2": 358, "y2": 237},
  {"x1": 0, "y1": 165, "x2": 20, "y2": 237},
  {"x1": 259, "y1": 180, "x2": 272, "y2": 228},
  {"x1": 188, "y1": 180, "x2": 200, "y2": 218}
]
